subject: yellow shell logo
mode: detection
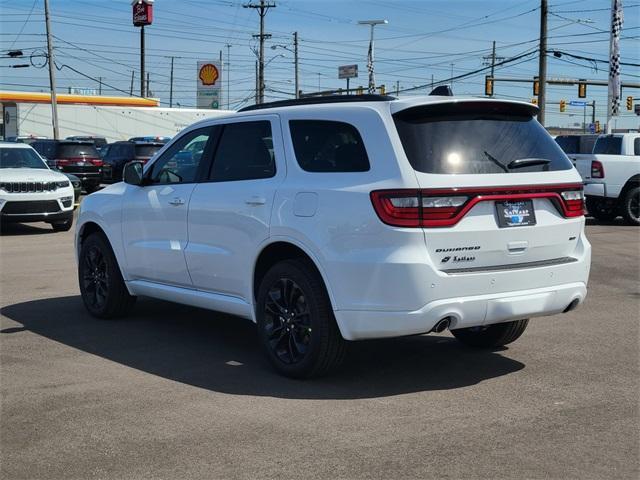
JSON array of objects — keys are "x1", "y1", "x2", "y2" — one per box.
[{"x1": 199, "y1": 63, "x2": 219, "y2": 86}]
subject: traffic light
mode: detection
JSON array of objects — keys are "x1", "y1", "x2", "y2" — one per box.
[
  {"x1": 595, "y1": 120, "x2": 601, "y2": 133},
  {"x1": 531, "y1": 98, "x2": 538, "y2": 105},
  {"x1": 378, "y1": 84, "x2": 386, "y2": 95},
  {"x1": 485, "y1": 75, "x2": 494, "y2": 96},
  {"x1": 578, "y1": 80, "x2": 587, "y2": 98},
  {"x1": 559, "y1": 99, "x2": 566, "y2": 112},
  {"x1": 627, "y1": 96, "x2": 634, "y2": 111},
  {"x1": 533, "y1": 76, "x2": 540, "y2": 96},
  {"x1": 356, "y1": 86, "x2": 364, "y2": 95}
]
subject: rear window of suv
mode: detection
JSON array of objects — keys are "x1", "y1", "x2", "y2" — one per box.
[
  {"x1": 58, "y1": 143, "x2": 100, "y2": 158},
  {"x1": 134, "y1": 144, "x2": 162, "y2": 158},
  {"x1": 289, "y1": 120, "x2": 370, "y2": 172},
  {"x1": 393, "y1": 102, "x2": 573, "y2": 174}
]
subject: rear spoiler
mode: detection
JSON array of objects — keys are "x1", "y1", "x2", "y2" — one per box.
[{"x1": 392, "y1": 100, "x2": 539, "y2": 120}]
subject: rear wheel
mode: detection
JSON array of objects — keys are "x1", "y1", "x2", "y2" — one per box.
[
  {"x1": 620, "y1": 186, "x2": 640, "y2": 226},
  {"x1": 586, "y1": 196, "x2": 618, "y2": 221},
  {"x1": 79, "y1": 232, "x2": 136, "y2": 318},
  {"x1": 256, "y1": 259, "x2": 347, "y2": 378},
  {"x1": 452, "y1": 319, "x2": 529, "y2": 348}
]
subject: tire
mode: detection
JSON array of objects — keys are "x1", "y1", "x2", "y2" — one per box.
[
  {"x1": 586, "y1": 196, "x2": 618, "y2": 221},
  {"x1": 256, "y1": 259, "x2": 347, "y2": 378},
  {"x1": 620, "y1": 186, "x2": 640, "y2": 226},
  {"x1": 50, "y1": 217, "x2": 73, "y2": 232},
  {"x1": 84, "y1": 183, "x2": 100, "y2": 194},
  {"x1": 451, "y1": 319, "x2": 529, "y2": 348},
  {"x1": 78, "y1": 232, "x2": 136, "y2": 319}
]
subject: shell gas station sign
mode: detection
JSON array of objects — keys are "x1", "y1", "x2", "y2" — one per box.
[{"x1": 197, "y1": 61, "x2": 222, "y2": 109}]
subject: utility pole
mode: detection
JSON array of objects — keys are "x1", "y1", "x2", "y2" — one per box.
[
  {"x1": 293, "y1": 31, "x2": 299, "y2": 99},
  {"x1": 98, "y1": 76, "x2": 102, "y2": 95},
  {"x1": 244, "y1": 0, "x2": 276, "y2": 104},
  {"x1": 44, "y1": 0, "x2": 59, "y2": 139},
  {"x1": 255, "y1": 60, "x2": 258, "y2": 103},
  {"x1": 225, "y1": 44, "x2": 231, "y2": 109},
  {"x1": 140, "y1": 25, "x2": 145, "y2": 97},
  {"x1": 482, "y1": 41, "x2": 504, "y2": 97},
  {"x1": 169, "y1": 56, "x2": 174, "y2": 107},
  {"x1": 358, "y1": 19, "x2": 388, "y2": 94},
  {"x1": 396, "y1": 80, "x2": 399, "y2": 96},
  {"x1": 537, "y1": 0, "x2": 548, "y2": 125},
  {"x1": 130, "y1": 70, "x2": 135, "y2": 96},
  {"x1": 146, "y1": 72, "x2": 150, "y2": 97}
]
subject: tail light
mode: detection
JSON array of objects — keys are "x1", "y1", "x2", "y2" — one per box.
[
  {"x1": 371, "y1": 184, "x2": 584, "y2": 228},
  {"x1": 56, "y1": 157, "x2": 102, "y2": 167},
  {"x1": 591, "y1": 160, "x2": 604, "y2": 178},
  {"x1": 88, "y1": 158, "x2": 103, "y2": 167}
]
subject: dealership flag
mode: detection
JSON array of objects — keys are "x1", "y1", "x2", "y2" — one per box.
[
  {"x1": 367, "y1": 41, "x2": 375, "y2": 94},
  {"x1": 608, "y1": 0, "x2": 624, "y2": 117}
]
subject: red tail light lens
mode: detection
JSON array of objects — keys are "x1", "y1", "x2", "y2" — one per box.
[
  {"x1": 88, "y1": 158, "x2": 103, "y2": 167},
  {"x1": 591, "y1": 160, "x2": 604, "y2": 178},
  {"x1": 55, "y1": 158, "x2": 72, "y2": 167},
  {"x1": 371, "y1": 184, "x2": 584, "y2": 228}
]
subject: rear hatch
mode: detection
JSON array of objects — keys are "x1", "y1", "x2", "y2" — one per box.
[
  {"x1": 55, "y1": 142, "x2": 103, "y2": 173},
  {"x1": 389, "y1": 100, "x2": 584, "y2": 273},
  {"x1": 134, "y1": 143, "x2": 163, "y2": 163}
]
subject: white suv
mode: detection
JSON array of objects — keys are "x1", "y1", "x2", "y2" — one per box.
[
  {"x1": 1, "y1": 143, "x2": 75, "y2": 231},
  {"x1": 75, "y1": 94, "x2": 591, "y2": 377}
]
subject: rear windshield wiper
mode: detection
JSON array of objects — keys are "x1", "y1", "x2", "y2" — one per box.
[
  {"x1": 507, "y1": 158, "x2": 551, "y2": 169},
  {"x1": 482, "y1": 150, "x2": 508, "y2": 172}
]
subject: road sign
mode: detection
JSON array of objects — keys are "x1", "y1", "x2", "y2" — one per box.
[
  {"x1": 569, "y1": 100, "x2": 587, "y2": 107},
  {"x1": 338, "y1": 64, "x2": 358, "y2": 79}
]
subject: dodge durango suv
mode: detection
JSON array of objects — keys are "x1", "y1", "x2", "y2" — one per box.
[{"x1": 75, "y1": 93, "x2": 591, "y2": 378}]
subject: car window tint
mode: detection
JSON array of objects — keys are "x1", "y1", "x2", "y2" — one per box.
[
  {"x1": 593, "y1": 136, "x2": 622, "y2": 155},
  {"x1": 289, "y1": 120, "x2": 370, "y2": 172},
  {"x1": 634, "y1": 138, "x2": 640, "y2": 155},
  {"x1": 209, "y1": 121, "x2": 275, "y2": 181},
  {"x1": 150, "y1": 127, "x2": 211, "y2": 184},
  {"x1": 32, "y1": 142, "x2": 56, "y2": 159}
]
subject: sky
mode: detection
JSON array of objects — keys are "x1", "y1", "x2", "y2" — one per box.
[{"x1": 1, "y1": 0, "x2": 639, "y2": 129}]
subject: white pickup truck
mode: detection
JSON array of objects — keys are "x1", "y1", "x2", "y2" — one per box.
[{"x1": 572, "y1": 133, "x2": 640, "y2": 225}]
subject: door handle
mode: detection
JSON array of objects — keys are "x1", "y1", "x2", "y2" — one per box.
[
  {"x1": 168, "y1": 197, "x2": 185, "y2": 206},
  {"x1": 245, "y1": 196, "x2": 266, "y2": 206}
]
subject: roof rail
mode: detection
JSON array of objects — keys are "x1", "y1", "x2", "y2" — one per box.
[{"x1": 238, "y1": 94, "x2": 396, "y2": 112}]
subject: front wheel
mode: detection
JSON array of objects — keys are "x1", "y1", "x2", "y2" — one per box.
[
  {"x1": 451, "y1": 319, "x2": 529, "y2": 348},
  {"x1": 620, "y1": 186, "x2": 640, "y2": 226},
  {"x1": 256, "y1": 259, "x2": 347, "y2": 378},
  {"x1": 586, "y1": 197, "x2": 618, "y2": 221},
  {"x1": 79, "y1": 232, "x2": 136, "y2": 318}
]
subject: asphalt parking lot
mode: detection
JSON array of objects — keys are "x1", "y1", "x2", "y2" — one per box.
[{"x1": 1, "y1": 215, "x2": 638, "y2": 479}]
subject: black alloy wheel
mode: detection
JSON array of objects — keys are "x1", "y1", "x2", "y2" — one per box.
[
  {"x1": 81, "y1": 245, "x2": 109, "y2": 311},
  {"x1": 264, "y1": 277, "x2": 312, "y2": 365}
]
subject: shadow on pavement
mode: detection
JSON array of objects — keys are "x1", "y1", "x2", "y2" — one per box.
[
  {"x1": 1, "y1": 295, "x2": 525, "y2": 399},
  {"x1": 0, "y1": 222, "x2": 56, "y2": 236}
]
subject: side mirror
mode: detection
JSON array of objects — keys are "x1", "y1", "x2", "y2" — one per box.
[{"x1": 123, "y1": 161, "x2": 145, "y2": 186}]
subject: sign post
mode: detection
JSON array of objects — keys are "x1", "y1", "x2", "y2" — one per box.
[
  {"x1": 132, "y1": 0, "x2": 154, "y2": 98},
  {"x1": 197, "y1": 61, "x2": 222, "y2": 109},
  {"x1": 338, "y1": 64, "x2": 358, "y2": 95}
]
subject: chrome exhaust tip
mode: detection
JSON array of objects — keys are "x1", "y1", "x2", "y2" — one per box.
[{"x1": 431, "y1": 317, "x2": 451, "y2": 333}]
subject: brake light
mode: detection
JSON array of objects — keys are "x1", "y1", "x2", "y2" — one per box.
[
  {"x1": 88, "y1": 158, "x2": 103, "y2": 167},
  {"x1": 591, "y1": 160, "x2": 604, "y2": 178},
  {"x1": 55, "y1": 158, "x2": 72, "y2": 167},
  {"x1": 371, "y1": 184, "x2": 584, "y2": 227}
]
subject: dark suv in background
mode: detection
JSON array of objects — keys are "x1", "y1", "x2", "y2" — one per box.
[
  {"x1": 101, "y1": 141, "x2": 164, "y2": 183},
  {"x1": 31, "y1": 140, "x2": 103, "y2": 193}
]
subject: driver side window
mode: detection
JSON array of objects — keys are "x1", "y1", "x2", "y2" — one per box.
[{"x1": 150, "y1": 127, "x2": 212, "y2": 184}]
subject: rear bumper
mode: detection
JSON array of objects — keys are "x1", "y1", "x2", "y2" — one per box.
[
  {"x1": 335, "y1": 282, "x2": 587, "y2": 340},
  {"x1": 584, "y1": 182, "x2": 606, "y2": 198}
]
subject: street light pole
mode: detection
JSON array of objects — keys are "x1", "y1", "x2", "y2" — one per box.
[
  {"x1": 537, "y1": 0, "x2": 548, "y2": 126},
  {"x1": 225, "y1": 44, "x2": 231, "y2": 109},
  {"x1": 293, "y1": 31, "x2": 299, "y2": 99},
  {"x1": 44, "y1": 0, "x2": 59, "y2": 139},
  {"x1": 358, "y1": 19, "x2": 388, "y2": 94}
]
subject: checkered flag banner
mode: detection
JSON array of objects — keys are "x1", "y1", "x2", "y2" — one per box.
[
  {"x1": 367, "y1": 41, "x2": 375, "y2": 94},
  {"x1": 609, "y1": 0, "x2": 624, "y2": 116}
]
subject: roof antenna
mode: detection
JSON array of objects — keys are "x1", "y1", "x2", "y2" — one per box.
[{"x1": 429, "y1": 85, "x2": 453, "y2": 96}]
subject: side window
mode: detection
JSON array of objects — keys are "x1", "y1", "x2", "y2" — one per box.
[
  {"x1": 209, "y1": 121, "x2": 275, "y2": 182},
  {"x1": 634, "y1": 138, "x2": 640, "y2": 155},
  {"x1": 289, "y1": 120, "x2": 370, "y2": 172},
  {"x1": 150, "y1": 127, "x2": 211, "y2": 184}
]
